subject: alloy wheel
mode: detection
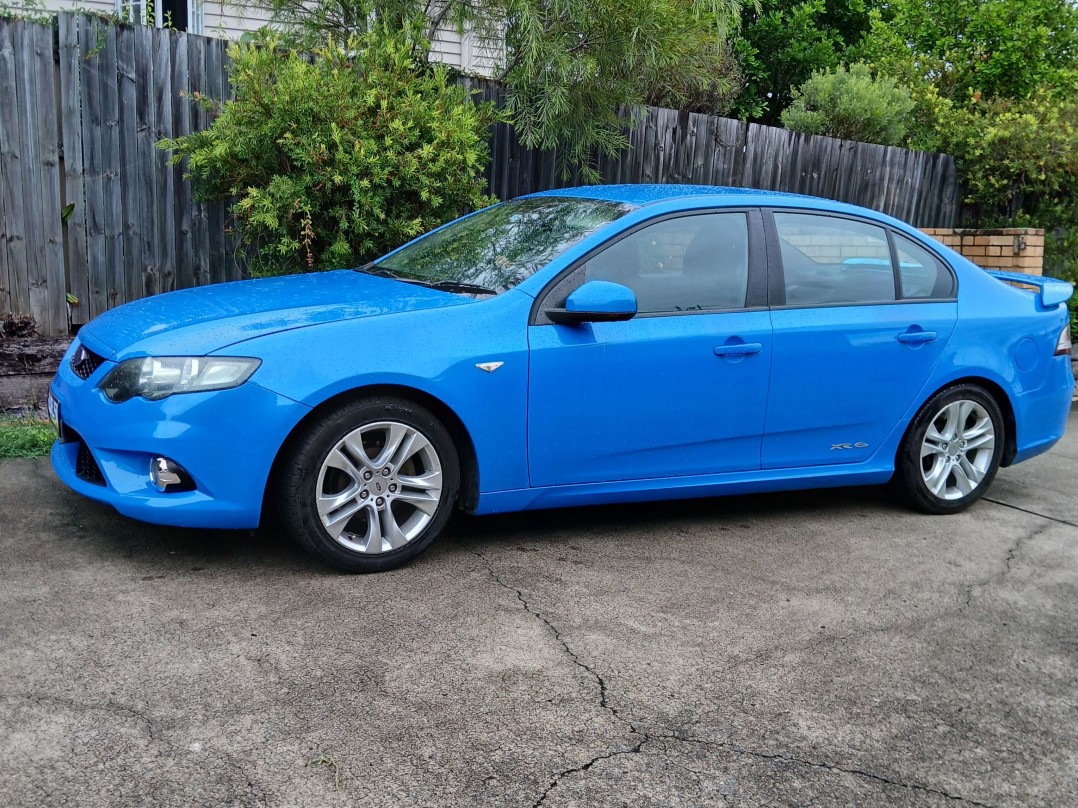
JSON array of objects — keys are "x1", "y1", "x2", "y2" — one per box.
[
  {"x1": 315, "y1": 421, "x2": 443, "y2": 554},
  {"x1": 919, "y1": 399, "x2": 996, "y2": 501}
]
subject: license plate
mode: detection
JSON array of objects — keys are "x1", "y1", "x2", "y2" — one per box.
[{"x1": 47, "y1": 392, "x2": 60, "y2": 436}]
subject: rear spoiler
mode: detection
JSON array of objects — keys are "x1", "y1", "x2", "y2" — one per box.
[{"x1": 986, "y1": 270, "x2": 1074, "y2": 308}]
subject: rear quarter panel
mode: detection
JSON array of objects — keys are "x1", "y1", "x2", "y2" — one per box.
[{"x1": 908, "y1": 253, "x2": 1072, "y2": 460}]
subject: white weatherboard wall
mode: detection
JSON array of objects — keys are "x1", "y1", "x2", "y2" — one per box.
[{"x1": 38, "y1": 1, "x2": 500, "y2": 75}]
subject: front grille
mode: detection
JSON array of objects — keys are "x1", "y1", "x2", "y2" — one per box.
[
  {"x1": 71, "y1": 345, "x2": 104, "y2": 380},
  {"x1": 75, "y1": 441, "x2": 106, "y2": 486}
]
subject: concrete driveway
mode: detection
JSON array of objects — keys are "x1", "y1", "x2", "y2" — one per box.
[{"x1": 2, "y1": 410, "x2": 1076, "y2": 807}]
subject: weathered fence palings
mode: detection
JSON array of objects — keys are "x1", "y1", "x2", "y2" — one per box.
[
  {"x1": 468, "y1": 82, "x2": 958, "y2": 230},
  {"x1": 1, "y1": 14, "x2": 958, "y2": 337},
  {"x1": 1, "y1": 13, "x2": 243, "y2": 335}
]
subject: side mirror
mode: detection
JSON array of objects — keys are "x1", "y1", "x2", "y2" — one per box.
[{"x1": 545, "y1": 281, "x2": 638, "y2": 325}]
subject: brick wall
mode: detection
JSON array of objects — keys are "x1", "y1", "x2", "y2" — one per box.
[{"x1": 919, "y1": 228, "x2": 1045, "y2": 275}]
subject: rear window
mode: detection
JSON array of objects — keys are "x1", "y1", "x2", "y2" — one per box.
[{"x1": 893, "y1": 233, "x2": 956, "y2": 299}]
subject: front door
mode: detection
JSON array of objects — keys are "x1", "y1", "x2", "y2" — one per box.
[{"x1": 527, "y1": 210, "x2": 773, "y2": 487}]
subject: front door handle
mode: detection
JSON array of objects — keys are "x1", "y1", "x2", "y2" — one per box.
[
  {"x1": 897, "y1": 330, "x2": 938, "y2": 345},
  {"x1": 714, "y1": 342, "x2": 763, "y2": 357}
]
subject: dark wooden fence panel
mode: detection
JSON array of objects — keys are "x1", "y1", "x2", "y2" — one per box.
[
  {"x1": 471, "y1": 86, "x2": 958, "y2": 229},
  {"x1": 0, "y1": 18, "x2": 68, "y2": 335},
  {"x1": 0, "y1": 15, "x2": 957, "y2": 336},
  {"x1": 53, "y1": 13, "x2": 244, "y2": 328}
]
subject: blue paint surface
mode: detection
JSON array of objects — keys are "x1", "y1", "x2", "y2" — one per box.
[{"x1": 50, "y1": 185, "x2": 1074, "y2": 528}]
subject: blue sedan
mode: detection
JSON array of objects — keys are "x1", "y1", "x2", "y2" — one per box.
[{"x1": 49, "y1": 185, "x2": 1074, "y2": 572}]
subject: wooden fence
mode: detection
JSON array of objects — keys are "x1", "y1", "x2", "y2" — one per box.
[
  {"x1": 1, "y1": 13, "x2": 958, "y2": 337},
  {"x1": 0, "y1": 13, "x2": 240, "y2": 336},
  {"x1": 468, "y1": 81, "x2": 958, "y2": 230}
]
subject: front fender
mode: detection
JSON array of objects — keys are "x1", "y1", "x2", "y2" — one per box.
[{"x1": 219, "y1": 291, "x2": 533, "y2": 494}]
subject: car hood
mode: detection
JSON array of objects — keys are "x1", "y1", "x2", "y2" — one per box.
[{"x1": 78, "y1": 270, "x2": 473, "y2": 360}]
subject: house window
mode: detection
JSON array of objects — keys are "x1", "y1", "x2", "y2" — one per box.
[{"x1": 116, "y1": 1, "x2": 204, "y2": 34}]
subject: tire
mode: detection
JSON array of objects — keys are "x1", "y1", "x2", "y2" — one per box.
[
  {"x1": 278, "y1": 396, "x2": 460, "y2": 573},
  {"x1": 894, "y1": 384, "x2": 1004, "y2": 515}
]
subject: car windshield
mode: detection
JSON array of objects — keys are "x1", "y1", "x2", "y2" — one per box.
[{"x1": 367, "y1": 197, "x2": 635, "y2": 295}]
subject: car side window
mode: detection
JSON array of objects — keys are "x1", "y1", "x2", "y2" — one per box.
[
  {"x1": 893, "y1": 233, "x2": 956, "y2": 299},
  {"x1": 581, "y1": 212, "x2": 749, "y2": 313},
  {"x1": 774, "y1": 213, "x2": 895, "y2": 306}
]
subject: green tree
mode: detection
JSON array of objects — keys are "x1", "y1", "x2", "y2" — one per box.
[
  {"x1": 943, "y1": 92, "x2": 1078, "y2": 326},
  {"x1": 854, "y1": 0, "x2": 1078, "y2": 327},
  {"x1": 857, "y1": 0, "x2": 1078, "y2": 103},
  {"x1": 160, "y1": 25, "x2": 498, "y2": 275},
  {"x1": 781, "y1": 63, "x2": 914, "y2": 145},
  {"x1": 730, "y1": 0, "x2": 872, "y2": 123},
  {"x1": 255, "y1": 0, "x2": 754, "y2": 180}
]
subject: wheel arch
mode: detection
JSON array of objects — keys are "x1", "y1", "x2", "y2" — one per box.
[
  {"x1": 262, "y1": 383, "x2": 481, "y2": 525},
  {"x1": 899, "y1": 375, "x2": 1018, "y2": 469}
]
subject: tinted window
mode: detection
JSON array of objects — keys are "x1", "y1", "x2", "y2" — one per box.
[
  {"x1": 375, "y1": 197, "x2": 634, "y2": 294},
  {"x1": 582, "y1": 213, "x2": 749, "y2": 313},
  {"x1": 894, "y1": 233, "x2": 955, "y2": 299},
  {"x1": 775, "y1": 213, "x2": 895, "y2": 305}
]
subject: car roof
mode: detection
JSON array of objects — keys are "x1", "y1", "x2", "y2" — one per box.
[
  {"x1": 523, "y1": 184, "x2": 822, "y2": 207},
  {"x1": 521, "y1": 183, "x2": 925, "y2": 237}
]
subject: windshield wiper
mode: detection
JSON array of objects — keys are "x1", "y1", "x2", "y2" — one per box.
[
  {"x1": 412, "y1": 279, "x2": 497, "y2": 295},
  {"x1": 354, "y1": 262, "x2": 397, "y2": 278},
  {"x1": 354, "y1": 264, "x2": 495, "y2": 295}
]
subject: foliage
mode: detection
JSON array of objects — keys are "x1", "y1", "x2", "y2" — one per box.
[
  {"x1": 254, "y1": 0, "x2": 754, "y2": 182},
  {"x1": 780, "y1": 63, "x2": 914, "y2": 146},
  {"x1": 730, "y1": 0, "x2": 871, "y2": 124},
  {"x1": 0, "y1": 0, "x2": 50, "y2": 23},
  {"x1": 857, "y1": 0, "x2": 1078, "y2": 104},
  {"x1": 499, "y1": 0, "x2": 751, "y2": 179},
  {"x1": 853, "y1": 1, "x2": 1078, "y2": 331},
  {"x1": 638, "y1": 28, "x2": 743, "y2": 116},
  {"x1": 942, "y1": 92, "x2": 1078, "y2": 329},
  {"x1": 0, "y1": 416, "x2": 54, "y2": 459},
  {"x1": 159, "y1": 26, "x2": 499, "y2": 275}
]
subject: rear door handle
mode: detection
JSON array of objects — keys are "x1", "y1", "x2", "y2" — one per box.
[
  {"x1": 897, "y1": 330, "x2": 938, "y2": 345},
  {"x1": 714, "y1": 342, "x2": 763, "y2": 357}
]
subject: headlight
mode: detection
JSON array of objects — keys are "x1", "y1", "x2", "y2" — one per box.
[{"x1": 98, "y1": 357, "x2": 261, "y2": 402}]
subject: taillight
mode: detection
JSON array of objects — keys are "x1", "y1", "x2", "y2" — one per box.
[{"x1": 1055, "y1": 325, "x2": 1072, "y2": 356}]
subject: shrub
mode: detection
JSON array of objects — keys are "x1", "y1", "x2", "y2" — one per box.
[
  {"x1": 160, "y1": 25, "x2": 499, "y2": 275},
  {"x1": 780, "y1": 63, "x2": 914, "y2": 146},
  {"x1": 942, "y1": 92, "x2": 1078, "y2": 333}
]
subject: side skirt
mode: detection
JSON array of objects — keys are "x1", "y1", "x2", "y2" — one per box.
[{"x1": 472, "y1": 462, "x2": 896, "y2": 515}]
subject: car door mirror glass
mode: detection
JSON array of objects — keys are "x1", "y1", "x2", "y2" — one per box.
[{"x1": 546, "y1": 281, "x2": 638, "y2": 324}]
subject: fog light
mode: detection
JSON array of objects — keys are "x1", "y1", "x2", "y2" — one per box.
[{"x1": 150, "y1": 457, "x2": 194, "y2": 492}]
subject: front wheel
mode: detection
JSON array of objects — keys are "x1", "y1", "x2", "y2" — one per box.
[
  {"x1": 894, "y1": 385, "x2": 1004, "y2": 514},
  {"x1": 278, "y1": 397, "x2": 460, "y2": 572}
]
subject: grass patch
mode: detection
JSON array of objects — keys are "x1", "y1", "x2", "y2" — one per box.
[{"x1": 0, "y1": 416, "x2": 55, "y2": 459}]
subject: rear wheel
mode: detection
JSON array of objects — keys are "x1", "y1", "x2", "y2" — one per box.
[
  {"x1": 895, "y1": 384, "x2": 1004, "y2": 514},
  {"x1": 278, "y1": 397, "x2": 459, "y2": 572}
]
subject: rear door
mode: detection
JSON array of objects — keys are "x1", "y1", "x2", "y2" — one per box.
[
  {"x1": 527, "y1": 209, "x2": 773, "y2": 487},
  {"x1": 763, "y1": 211, "x2": 958, "y2": 469}
]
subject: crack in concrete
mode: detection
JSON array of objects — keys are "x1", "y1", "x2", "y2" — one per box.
[
  {"x1": 471, "y1": 550, "x2": 637, "y2": 735},
  {"x1": 664, "y1": 733, "x2": 997, "y2": 807},
  {"x1": 472, "y1": 550, "x2": 645, "y2": 807},
  {"x1": 962, "y1": 522, "x2": 1051, "y2": 609},
  {"x1": 473, "y1": 551, "x2": 997, "y2": 808},
  {"x1": 2, "y1": 692, "x2": 167, "y2": 748},
  {"x1": 220, "y1": 752, "x2": 271, "y2": 807},
  {"x1": 531, "y1": 738, "x2": 649, "y2": 808},
  {"x1": 3, "y1": 692, "x2": 270, "y2": 806},
  {"x1": 982, "y1": 497, "x2": 1078, "y2": 530}
]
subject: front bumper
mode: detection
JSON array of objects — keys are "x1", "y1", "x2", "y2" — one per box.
[{"x1": 50, "y1": 342, "x2": 309, "y2": 529}]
